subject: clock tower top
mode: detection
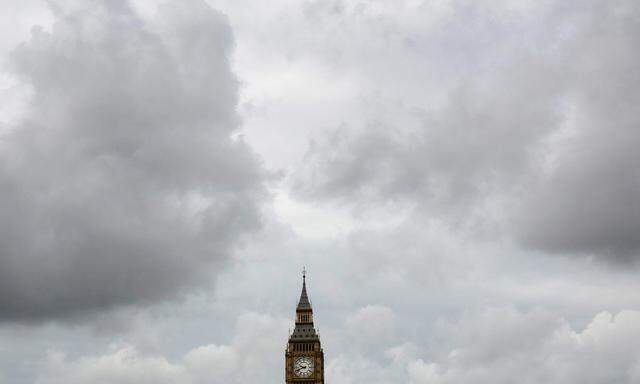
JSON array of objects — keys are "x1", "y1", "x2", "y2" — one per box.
[{"x1": 285, "y1": 269, "x2": 324, "y2": 383}]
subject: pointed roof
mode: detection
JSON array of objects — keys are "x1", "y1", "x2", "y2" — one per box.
[
  {"x1": 296, "y1": 268, "x2": 312, "y2": 311},
  {"x1": 290, "y1": 267, "x2": 320, "y2": 341}
]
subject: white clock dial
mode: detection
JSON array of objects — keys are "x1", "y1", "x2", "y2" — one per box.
[{"x1": 293, "y1": 356, "x2": 314, "y2": 378}]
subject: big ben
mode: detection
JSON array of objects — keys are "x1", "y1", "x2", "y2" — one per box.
[{"x1": 285, "y1": 269, "x2": 324, "y2": 383}]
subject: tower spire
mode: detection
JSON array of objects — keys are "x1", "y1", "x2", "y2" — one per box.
[{"x1": 297, "y1": 267, "x2": 311, "y2": 310}]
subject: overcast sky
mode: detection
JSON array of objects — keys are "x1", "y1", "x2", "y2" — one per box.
[{"x1": 1, "y1": 0, "x2": 640, "y2": 383}]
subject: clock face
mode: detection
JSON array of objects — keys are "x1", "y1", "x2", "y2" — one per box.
[{"x1": 293, "y1": 356, "x2": 314, "y2": 378}]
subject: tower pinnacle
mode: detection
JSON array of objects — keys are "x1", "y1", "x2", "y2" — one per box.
[{"x1": 297, "y1": 267, "x2": 311, "y2": 311}]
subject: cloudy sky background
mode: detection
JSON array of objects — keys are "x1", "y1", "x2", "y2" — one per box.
[{"x1": 1, "y1": 0, "x2": 640, "y2": 382}]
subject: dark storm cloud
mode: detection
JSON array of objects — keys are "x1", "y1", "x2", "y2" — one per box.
[
  {"x1": 0, "y1": 0, "x2": 266, "y2": 319},
  {"x1": 516, "y1": 2, "x2": 640, "y2": 260},
  {"x1": 292, "y1": 0, "x2": 640, "y2": 262}
]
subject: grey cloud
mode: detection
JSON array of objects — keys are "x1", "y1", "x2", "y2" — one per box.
[
  {"x1": 0, "y1": 0, "x2": 266, "y2": 319},
  {"x1": 292, "y1": 0, "x2": 570, "y2": 210},
  {"x1": 292, "y1": 0, "x2": 640, "y2": 262}
]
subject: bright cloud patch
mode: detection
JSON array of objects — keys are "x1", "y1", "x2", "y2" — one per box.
[
  {"x1": 408, "y1": 309, "x2": 640, "y2": 384},
  {"x1": 36, "y1": 312, "x2": 289, "y2": 384}
]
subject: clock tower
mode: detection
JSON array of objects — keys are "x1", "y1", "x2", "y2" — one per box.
[{"x1": 285, "y1": 269, "x2": 324, "y2": 383}]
